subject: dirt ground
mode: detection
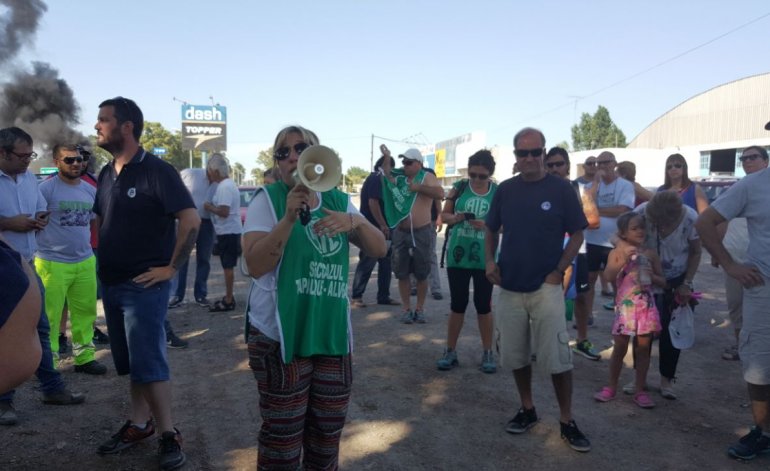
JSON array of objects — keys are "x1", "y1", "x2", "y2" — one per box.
[{"x1": 0, "y1": 237, "x2": 761, "y2": 470}]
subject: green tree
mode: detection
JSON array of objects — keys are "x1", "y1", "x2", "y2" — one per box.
[
  {"x1": 570, "y1": 105, "x2": 627, "y2": 151},
  {"x1": 139, "y1": 121, "x2": 205, "y2": 170},
  {"x1": 232, "y1": 162, "x2": 246, "y2": 185},
  {"x1": 554, "y1": 140, "x2": 570, "y2": 151},
  {"x1": 255, "y1": 147, "x2": 274, "y2": 172},
  {"x1": 345, "y1": 166, "x2": 369, "y2": 192}
]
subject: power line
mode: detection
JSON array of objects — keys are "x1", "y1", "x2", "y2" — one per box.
[{"x1": 494, "y1": 10, "x2": 770, "y2": 132}]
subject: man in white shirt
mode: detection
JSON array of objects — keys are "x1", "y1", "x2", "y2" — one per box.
[
  {"x1": 583, "y1": 151, "x2": 635, "y2": 319},
  {"x1": 204, "y1": 153, "x2": 242, "y2": 312}
]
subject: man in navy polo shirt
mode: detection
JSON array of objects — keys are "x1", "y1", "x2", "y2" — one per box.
[
  {"x1": 92, "y1": 97, "x2": 200, "y2": 471},
  {"x1": 485, "y1": 127, "x2": 591, "y2": 453}
]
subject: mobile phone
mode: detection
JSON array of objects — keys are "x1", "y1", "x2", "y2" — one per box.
[
  {"x1": 380, "y1": 144, "x2": 390, "y2": 155},
  {"x1": 38, "y1": 211, "x2": 51, "y2": 221},
  {"x1": 463, "y1": 212, "x2": 476, "y2": 220}
]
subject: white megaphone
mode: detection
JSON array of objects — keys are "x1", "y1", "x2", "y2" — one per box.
[{"x1": 293, "y1": 145, "x2": 342, "y2": 192}]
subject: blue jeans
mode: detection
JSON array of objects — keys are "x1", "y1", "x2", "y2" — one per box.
[
  {"x1": 0, "y1": 272, "x2": 65, "y2": 402},
  {"x1": 171, "y1": 218, "x2": 214, "y2": 300},
  {"x1": 103, "y1": 280, "x2": 171, "y2": 383},
  {"x1": 351, "y1": 248, "x2": 392, "y2": 303}
]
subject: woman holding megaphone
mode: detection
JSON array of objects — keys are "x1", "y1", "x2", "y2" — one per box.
[{"x1": 241, "y1": 125, "x2": 386, "y2": 469}]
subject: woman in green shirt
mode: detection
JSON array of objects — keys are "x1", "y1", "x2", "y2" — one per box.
[{"x1": 436, "y1": 150, "x2": 498, "y2": 373}]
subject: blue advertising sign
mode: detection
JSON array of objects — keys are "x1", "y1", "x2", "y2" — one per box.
[{"x1": 181, "y1": 104, "x2": 228, "y2": 152}]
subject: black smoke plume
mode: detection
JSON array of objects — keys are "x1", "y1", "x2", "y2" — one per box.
[{"x1": 1, "y1": 0, "x2": 88, "y2": 172}]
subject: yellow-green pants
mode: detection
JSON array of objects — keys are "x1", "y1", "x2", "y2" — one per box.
[{"x1": 35, "y1": 256, "x2": 97, "y2": 366}]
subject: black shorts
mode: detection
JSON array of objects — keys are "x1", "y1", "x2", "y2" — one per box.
[
  {"x1": 217, "y1": 234, "x2": 241, "y2": 269},
  {"x1": 574, "y1": 253, "x2": 590, "y2": 293},
  {"x1": 586, "y1": 244, "x2": 612, "y2": 272}
]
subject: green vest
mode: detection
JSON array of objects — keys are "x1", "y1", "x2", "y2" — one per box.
[
  {"x1": 447, "y1": 180, "x2": 497, "y2": 270},
  {"x1": 381, "y1": 168, "x2": 426, "y2": 228},
  {"x1": 264, "y1": 182, "x2": 351, "y2": 362}
]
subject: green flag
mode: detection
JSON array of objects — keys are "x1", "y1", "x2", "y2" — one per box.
[{"x1": 381, "y1": 168, "x2": 426, "y2": 228}]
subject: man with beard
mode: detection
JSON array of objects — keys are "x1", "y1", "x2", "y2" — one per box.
[
  {"x1": 92, "y1": 97, "x2": 199, "y2": 471},
  {"x1": 0, "y1": 127, "x2": 85, "y2": 426},
  {"x1": 35, "y1": 144, "x2": 107, "y2": 375}
]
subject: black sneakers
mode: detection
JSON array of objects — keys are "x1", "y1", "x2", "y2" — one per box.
[
  {"x1": 93, "y1": 326, "x2": 110, "y2": 345},
  {"x1": 158, "y1": 428, "x2": 186, "y2": 470},
  {"x1": 74, "y1": 360, "x2": 108, "y2": 375},
  {"x1": 505, "y1": 407, "x2": 538, "y2": 434},
  {"x1": 167, "y1": 333, "x2": 189, "y2": 349},
  {"x1": 728, "y1": 426, "x2": 770, "y2": 461},
  {"x1": 98, "y1": 419, "x2": 156, "y2": 454},
  {"x1": 560, "y1": 420, "x2": 591, "y2": 452}
]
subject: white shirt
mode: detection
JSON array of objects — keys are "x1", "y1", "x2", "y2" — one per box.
[
  {"x1": 584, "y1": 177, "x2": 635, "y2": 248},
  {"x1": 211, "y1": 178, "x2": 242, "y2": 235},
  {"x1": 243, "y1": 188, "x2": 359, "y2": 340}
]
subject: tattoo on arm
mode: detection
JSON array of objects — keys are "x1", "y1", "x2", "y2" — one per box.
[{"x1": 172, "y1": 227, "x2": 198, "y2": 270}]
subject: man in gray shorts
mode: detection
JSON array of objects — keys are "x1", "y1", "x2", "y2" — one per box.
[
  {"x1": 381, "y1": 147, "x2": 444, "y2": 324},
  {"x1": 697, "y1": 140, "x2": 770, "y2": 462}
]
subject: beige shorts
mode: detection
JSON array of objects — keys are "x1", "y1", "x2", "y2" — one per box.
[
  {"x1": 495, "y1": 283, "x2": 573, "y2": 375},
  {"x1": 740, "y1": 275, "x2": 770, "y2": 385},
  {"x1": 724, "y1": 271, "x2": 743, "y2": 330}
]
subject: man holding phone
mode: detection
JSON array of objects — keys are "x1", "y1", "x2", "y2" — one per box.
[
  {"x1": 0, "y1": 127, "x2": 85, "y2": 426},
  {"x1": 35, "y1": 144, "x2": 107, "y2": 375}
]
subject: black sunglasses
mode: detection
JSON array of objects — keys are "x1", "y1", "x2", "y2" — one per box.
[
  {"x1": 61, "y1": 156, "x2": 88, "y2": 165},
  {"x1": 666, "y1": 163, "x2": 684, "y2": 170},
  {"x1": 514, "y1": 148, "x2": 544, "y2": 158},
  {"x1": 402, "y1": 159, "x2": 417, "y2": 166},
  {"x1": 468, "y1": 172, "x2": 489, "y2": 180},
  {"x1": 546, "y1": 161, "x2": 566, "y2": 169},
  {"x1": 739, "y1": 154, "x2": 763, "y2": 163},
  {"x1": 584, "y1": 162, "x2": 597, "y2": 167},
  {"x1": 274, "y1": 142, "x2": 310, "y2": 161},
  {"x1": 10, "y1": 150, "x2": 38, "y2": 160}
]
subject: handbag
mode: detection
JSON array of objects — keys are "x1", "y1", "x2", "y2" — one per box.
[{"x1": 669, "y1": 304, "x2": 695, "y2": 350}]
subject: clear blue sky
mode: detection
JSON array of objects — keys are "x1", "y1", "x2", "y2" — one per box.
[{"x1": 14, "y1": 0, "x2": 770, "y2": 175}]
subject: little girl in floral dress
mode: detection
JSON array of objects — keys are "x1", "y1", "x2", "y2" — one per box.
[{"x1": 594, "y1": 212, "x2": 666, "y2": 408}]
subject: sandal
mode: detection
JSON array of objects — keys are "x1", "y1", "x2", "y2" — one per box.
[
  {"x1": 593, "y1": 386, "x2": 616, "y2": 402},
  {"x1": 209, "y1": 297, "x2": 236, "y2": 312},
  {"x1": 634, "y1": 391, "x2": 655, "y2": 409}
]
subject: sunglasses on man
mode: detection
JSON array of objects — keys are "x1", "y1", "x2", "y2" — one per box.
[
  {"x1": 274, "y1": 142, "x2": 310, "y2": 161},
  {"x1": 739, "y1": 154, "x2": 763, "y2": 163},
  {"x1": 584, "y1": 161, "x2": 597, "y2": 167},
  {"x1": 402, "y1": 159, "x2": 418, "y2": 166},
  {"x1": 514, "y1": 148, "x2": 544, "y2": 158},
  {"x1": 61, "y1": 156, "x2": 89, "y2": 165}
]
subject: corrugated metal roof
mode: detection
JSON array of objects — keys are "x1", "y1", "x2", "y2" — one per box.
[{"x1": 628, "y1": 73, "x2": 770, "y2": 148}]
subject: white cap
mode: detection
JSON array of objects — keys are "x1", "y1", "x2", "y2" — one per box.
[{"x1": 398, "y1": 148, "x2": 424, "y2": 163}]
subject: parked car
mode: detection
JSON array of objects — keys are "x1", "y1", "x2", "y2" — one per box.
[
  {"x1": 693, "y1": 176, "x2": 738, "y2": 203},
  {"x1": 238, "y1": 186, "x2": 257, "y2": 224}
]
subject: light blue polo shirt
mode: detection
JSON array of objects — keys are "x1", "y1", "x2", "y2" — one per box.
[{"x1": 0, "y1": 169, "x2": 47, "y2": 261}]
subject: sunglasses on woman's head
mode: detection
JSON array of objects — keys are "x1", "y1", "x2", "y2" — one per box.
[
  {"x1": 274, "y1": 142, "x2": 310, "y2": 161},
  {"x1": 468, "y1": 172, "x2": 489, "y2": 180},
  {"x1": 666, "y1": 163, "x2": 684, "y2": 170}
]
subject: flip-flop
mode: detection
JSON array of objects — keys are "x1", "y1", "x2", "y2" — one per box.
[
  {"x1": 634, "y1": 391, "x2": 655, "y2": 409},
  {"x1": 209, "y1": 297, "x2": 236, "y2": 312}
]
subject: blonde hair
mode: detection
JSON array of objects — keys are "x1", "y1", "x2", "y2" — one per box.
[
  {"x1": 616, "y1": 161, "x2": 636, "y2": 182},
  {"x1": 272, "y1": 125, "x2": 319, "y2": 153}
]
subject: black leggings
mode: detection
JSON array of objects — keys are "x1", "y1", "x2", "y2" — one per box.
[{"x1": 447, "y1": 267, "x2": 493, "y2": 315}]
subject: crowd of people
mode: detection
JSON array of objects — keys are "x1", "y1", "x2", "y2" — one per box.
[{"x1": 1, "y1": 102, "x2": 769, "y2": 468}]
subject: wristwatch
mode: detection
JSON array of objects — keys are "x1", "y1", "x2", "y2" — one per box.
[{"x1": 681, "y1": 280, "x2": 694, "y2": 290}]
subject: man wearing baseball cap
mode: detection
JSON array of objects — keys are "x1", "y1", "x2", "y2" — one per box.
[{"x1": 380, "y1": 147, "x2": 444, "y2": 324}]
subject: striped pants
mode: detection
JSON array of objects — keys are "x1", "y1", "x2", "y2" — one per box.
[{"x1": 248, "y1": 326, "x2": 352, "y2": 471}]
